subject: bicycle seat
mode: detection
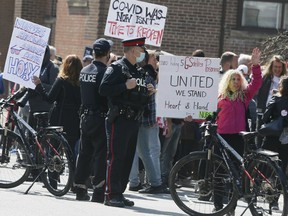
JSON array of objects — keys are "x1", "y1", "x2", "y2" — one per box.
[
  {"x1": 254, "y1": 148, "x2": 279, "y2": 157},
  {"x1": 33, "y1": 112, "x2": 49, "y2": 118},
  {"x1": 239, "y1": 131, "x2": 258, "y2": 139},
  {"x1": 45, "y1": 126, "x2": 63, "y2": 132}
]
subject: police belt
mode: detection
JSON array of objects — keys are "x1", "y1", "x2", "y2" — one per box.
[
  {"x1": 119, "y1": 106, "x2": 143, "y2": 120},
  {"x1": 83, "y1": 109, "x2": 107, "y2": 118}
]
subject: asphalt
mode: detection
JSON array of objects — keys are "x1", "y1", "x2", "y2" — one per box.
[{"x1": 0, "y1": 181, "x2": 270, "y2": 216}]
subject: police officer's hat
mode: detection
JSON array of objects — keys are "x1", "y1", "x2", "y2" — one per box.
[
  {"x1": 122, "y1": 37, "x2": 146, "y2": 49},
  {"x1": 93, "y1": 38, "x2": 113, "y2": 54}
]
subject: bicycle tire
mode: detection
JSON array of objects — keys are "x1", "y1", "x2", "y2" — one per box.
[
  {"x1": 169, "y1": 151, "x2": 238, "y2": 216},
  {"x1": 0, "y1": 129, "x2": 31, "y2": 188},
  {"x1": 39, "y1": 131, "x2": 74, "y2": 196},
  {"x1": 243, "y1": 153, "x2": 288, "y2": 216}
]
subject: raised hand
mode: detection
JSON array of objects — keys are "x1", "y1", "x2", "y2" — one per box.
[{"x1": 251, "y1": 47, "x2": 261, "y2": 66}]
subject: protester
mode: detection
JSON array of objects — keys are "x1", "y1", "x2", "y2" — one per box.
[
  {"x1": 32, "y1": 54, "x2": 82, "y2": 162},
  {"x1": 49, "y1": 45, "x2": 57, "y2": 61},
  {"x1": 73, "y1": 38, "x2": 112, "y2": 202},
  {"x1": 82, "y1": 55, "x2": 94, "y2": 67},
  {"x1": 255, "y1": 55, "x2": 287, "y2": 146},
  {"x1": 99, "y1": 37, "x2": 151, "y2": 208},
  {"x1": 129, "y1": 50, "x2": 168, "y2": 194},
  {"x1": 214, "y1": 47, "x2": 262, "y2": 215},
  {"x1": 261, "y1": 75, "x2": 288, "y2": 210},
  {"x1": 219, "y1": 51, "x2": 238, "y2": 75},
  {"x1": 17, "y1": 45, "x2": 59, "y2": 130}
]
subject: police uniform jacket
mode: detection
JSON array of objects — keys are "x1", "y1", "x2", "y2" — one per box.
[
  {"x1": 99, "y1": 57, "x2": 149, "y2": 112},
  {"x1": 79, "y1": 61, "x2": 108, "y2": 112}
]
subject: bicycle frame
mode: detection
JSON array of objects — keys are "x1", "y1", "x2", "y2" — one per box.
[{"x1": 205, "y1": 123, "x2": 281, "y2": 203}]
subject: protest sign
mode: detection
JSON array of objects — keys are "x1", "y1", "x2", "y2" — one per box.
[
  {"x1": 3, "y1": 17, "x2": 51, "y2": 89},
  {"x1": 104, "y1": 0, "x2": 167, "y2": 47},
  {"x1": 156, "y1": 55, "x2": 220, "y2": 119},
  {"x1": 83, "y1": 46, "x2": 93, "y2": 57}
]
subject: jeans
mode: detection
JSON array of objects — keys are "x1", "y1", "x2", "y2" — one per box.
[
  {"x1": 160, "y1": 123, "x2": 183, "y2": 186},
  {"x1": 129, "y1": 124, "x2": 162, "y2": 187}
]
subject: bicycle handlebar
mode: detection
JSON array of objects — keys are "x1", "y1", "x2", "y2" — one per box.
[{"x1": 0, "y1": 87, "x2": 27, "y2": 110}]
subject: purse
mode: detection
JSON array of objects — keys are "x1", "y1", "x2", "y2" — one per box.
[{"x1": 258, "y1": 116, "x2": 284, "y2": 136}]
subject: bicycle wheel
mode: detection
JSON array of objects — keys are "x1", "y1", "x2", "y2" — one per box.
[
  {"x1": 169, "y1": 151, "x2": 238, "y2": 216},
  {"x1": 0, "y1": 129, "x2": 31, "y2": 188},
  {"x1": 39, "y1": 131, "x2": 74, "y2": 196},
  {"x1": 244, "y1": 154, "x2": 288, "y2": 216}
]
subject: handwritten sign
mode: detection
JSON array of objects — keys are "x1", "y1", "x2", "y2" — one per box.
[
  {"x1": 104, "y1": 0, "x2": 167, "y2": 47},
  {"x1": 156, "y1": 55, "x2": 221, "y2": 119},
  {"x1": 3, "y1": 17, "x2": 51, "y2": 89}
]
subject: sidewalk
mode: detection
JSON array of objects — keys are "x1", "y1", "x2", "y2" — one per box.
[{"x1": 0, "y1": 181, "x2": 263, "y2": 216}]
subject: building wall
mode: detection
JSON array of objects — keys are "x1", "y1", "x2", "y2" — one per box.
[
  {"x1": 0, "y1": 0, "x2": 277, "y2": 69},
  {"x1": 53, "y1": 0, "x2": 270, "y2": 59},
  {"x1": 0, "y1": 0, "x2": 15, "y2": 71}
]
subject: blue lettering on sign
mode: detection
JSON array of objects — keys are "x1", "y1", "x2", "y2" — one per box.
[{"x1": 7, "y1": 57, "x2": 39, "y2": 81}]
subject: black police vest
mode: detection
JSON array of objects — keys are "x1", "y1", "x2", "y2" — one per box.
[
  {"x1": 114, "y1": 60, "x2": 149, "y2": 110},
  {"x1": 79, "y1": 62, "x2": 107, "y2": 111}
]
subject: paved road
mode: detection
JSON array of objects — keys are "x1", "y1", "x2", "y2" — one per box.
[{"x1": 0, "y1": 181, "x2": 266, "y2": 216}]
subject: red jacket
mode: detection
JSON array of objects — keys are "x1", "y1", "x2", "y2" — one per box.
[{"x1": 217, "y1": 65, "x2": 262, "y2": 134}]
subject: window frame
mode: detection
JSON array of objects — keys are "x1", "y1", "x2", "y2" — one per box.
[{"x1": 237, "y1": 0, "x2": 287, "y2": 32}]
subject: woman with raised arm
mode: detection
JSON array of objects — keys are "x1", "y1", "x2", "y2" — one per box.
[{"x1": 214, "y1": 48, "x2": 262, "y2": 215}]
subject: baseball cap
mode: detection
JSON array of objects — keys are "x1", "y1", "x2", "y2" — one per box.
[
  {"x1": 237, "y1": 64, "x2": 248, "y2": 75},
  {"x1": 82, "y1": 55, "x2": 93, "y2": 62},
  {"x1": 93, "y1": 38, "x2": 113, "y2": 54}
]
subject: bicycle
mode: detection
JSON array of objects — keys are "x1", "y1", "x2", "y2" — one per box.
[
  {"x1": 0, "y1": 90, "x2": 74, "y2": 196},
  {"x1": 169, "y1": 111, "x2": 288, "y2": 216}
]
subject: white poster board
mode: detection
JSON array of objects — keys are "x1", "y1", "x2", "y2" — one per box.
[
  {"x1": 104, "y1": 0, "x2": 167, "y2": 47},
  {"x1": 3, "y1": 17, "x2": 51, "y2": 89},
  {"x1": 156, "y1": 55, "x2": 221, "y2": 119}
]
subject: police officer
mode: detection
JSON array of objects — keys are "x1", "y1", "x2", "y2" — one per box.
[
  {"x1": 74, "y1": 38, "x2": 112, "y2": 202},
  {"x1": 99, "y1": 37, "x2": 150, "y2": 207}
]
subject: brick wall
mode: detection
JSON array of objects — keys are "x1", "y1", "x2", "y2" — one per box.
[
  {"x1": 0, "y1": 0, "x2": 279, "y2": 69},
  {"x1": 0, "y1": 0, "x2": 15, "y2": 72}
]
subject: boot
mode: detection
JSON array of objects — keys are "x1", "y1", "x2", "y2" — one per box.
[{"x1": 76, "y1": 187, "x2": 90, "y2": 201}]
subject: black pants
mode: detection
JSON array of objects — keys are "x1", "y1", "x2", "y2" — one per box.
[
  {"x1": 105, "y1": 115, "x2": 139, "y2": 200},
  {"x1": 214, "y1": 134, "x2": 244, "y2": 210},
  {"x1": 262, "y1": 136, "x2": 288, "y2": 176},
  {"x1": 74, "y1": 114, "x2": 107, "y2": 192}
]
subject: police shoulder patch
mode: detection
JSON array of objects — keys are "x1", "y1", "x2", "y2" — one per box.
[{"x1": 105, "y1": 66, "x2": 114, "y2": 75}]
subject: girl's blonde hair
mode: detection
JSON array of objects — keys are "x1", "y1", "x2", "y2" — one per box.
[
  {"x1": 58, "y1": 54, "x2": 82, "y2": 86},
  {"x1": 218, "y1": 69, "x2": 248, "y2": 101}
]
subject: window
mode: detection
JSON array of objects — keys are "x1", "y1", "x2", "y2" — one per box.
[{"x1": 240, "y1": 0, "x2": 288, "y2": 30}]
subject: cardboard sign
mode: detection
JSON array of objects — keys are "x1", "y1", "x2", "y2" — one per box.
[
  {"x1": 3, "y1": 17, "x2": 51, "y2": 89},
  {"x1": 156, "y1": 55, "x2": 221, "y2": 119},
  {"x1": 105, "y1": 0, "x2": 167, "y2": 47}
]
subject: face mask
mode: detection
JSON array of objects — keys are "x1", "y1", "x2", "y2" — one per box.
[{"x1": 136, "y1": 52, "x2": 145, "y2": 63}]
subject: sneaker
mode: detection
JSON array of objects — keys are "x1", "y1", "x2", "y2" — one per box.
[
  {"x1": 197, "y1": 179, "x2": 212, "y2": 201},
  {"x1": 129, "y1": 183, "x2": 143, "y2": 191},
  {"x1": 270, "y1": 201, "x2": 279, "y2": 211},
  {"x1": 139, "y1": 185, "x2": 169, "y2": 194}
]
